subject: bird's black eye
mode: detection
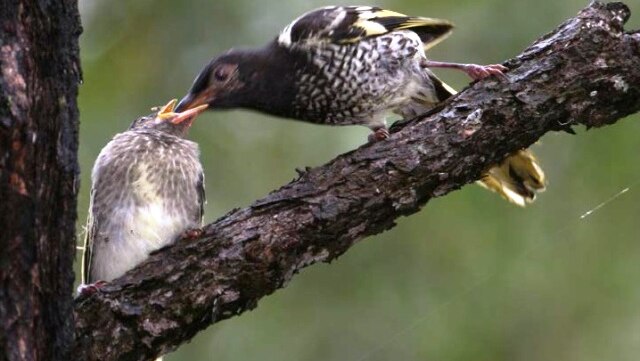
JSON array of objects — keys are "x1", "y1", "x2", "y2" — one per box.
[
  {"x1": 212, "y1": 63, "x2": 237, "y2": 83},
  {"x1": 214, "y1": 68, "x2": 228, "y2": 82}
]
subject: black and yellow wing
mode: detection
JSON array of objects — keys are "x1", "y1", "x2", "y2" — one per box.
[{"x1": 278, "y1": 6, "x2": 453, "y2": 50}]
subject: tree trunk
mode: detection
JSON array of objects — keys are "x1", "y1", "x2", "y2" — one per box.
[{"x1": 0, "y1": 1, "x2": 81, "y2": 361}]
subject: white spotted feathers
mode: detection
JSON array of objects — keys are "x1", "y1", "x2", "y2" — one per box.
[{"x1": 275, "y1": 7, "x2": 455, "y2": 129}]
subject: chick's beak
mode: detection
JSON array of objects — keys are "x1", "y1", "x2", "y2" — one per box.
[
  {"x1": 159, "y1": 99, "x2": 178, "y2": 114},
  {"x1": 170, "y1": 104, "x2": 209, "y2": 124},
  {"x1": 175, "y1": 91, "x2": 211, "y2": 113}
]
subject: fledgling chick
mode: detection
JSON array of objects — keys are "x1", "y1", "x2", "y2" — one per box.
[
  {"x1": 80, "y1": 100, "x2": 208, "y2": 289},
  {"x1": 175, "y1": 6, "x2": 545, "y2": 206}
]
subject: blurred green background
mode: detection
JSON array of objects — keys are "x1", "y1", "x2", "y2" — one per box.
[{"x1": 76, "y1": 1, "x2": 640, "y2": 360}]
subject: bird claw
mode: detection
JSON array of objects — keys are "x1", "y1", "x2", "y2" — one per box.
[
  {"x1": 463, "y1": 63, "x2": 509, "y2": 81},
  {"x1": 180, "y1": 227, "x2": 203, "y2": 240},
  {"x1": 77, "y1": 280, "x2": 108, "y2": 297},
  {"x1": 368, "y1": 128, "x2": 390, "y2": 143}
]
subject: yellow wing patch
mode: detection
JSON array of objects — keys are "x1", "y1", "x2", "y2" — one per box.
[{"x1": 344, "y1": 8, "x2": 454, "y2": 49}]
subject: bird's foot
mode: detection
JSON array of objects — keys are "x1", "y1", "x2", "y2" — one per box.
[
  {"x1": 179, "y1": 227, "x2": 204, "y2": 241},
  {"x1": 77, "y1": 280, "x2": 108, "y2": 297},
  {"x1": 422, "y1": 60, "x2": 508, "y2": 81},
  {"x1": 460, "y1": 63, "x2": 508, "y2": 81},
  {"x1": 368, "y1": 128, "x2": 390, "y2": 143}
]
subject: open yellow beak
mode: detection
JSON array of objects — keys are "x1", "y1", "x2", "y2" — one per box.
[
  {"x1": 158, "y1": 99, "x2": 178, "y2": 114},
  {"x1": 155, "y1": 99, "x2": 209, "y2": 124}
]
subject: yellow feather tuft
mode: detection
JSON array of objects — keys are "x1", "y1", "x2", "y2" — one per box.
[{"x1": 477, "y1": 150, "x2": 546, "y2": 207}]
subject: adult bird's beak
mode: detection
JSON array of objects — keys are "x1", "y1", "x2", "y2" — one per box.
[
  {"x1": 175, "y1": 91, "x2": 211, "y2": 113},
  {"x1": 154, "y1": 99, "x2": 208, "y2": 124},
  {"x1": 175, "y1": 94, "x2": 194, "y2": 112},
  {"x1": 170, "y1": 104, "x2": 209, "y2": 124}
]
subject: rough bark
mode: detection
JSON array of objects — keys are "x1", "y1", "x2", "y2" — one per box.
[
  {"x1": 73, "y1": 3, "x2": 640, "y2": 361},
  {"x1": 0, "y1": 1, "x2": 82, "y2": 361}
]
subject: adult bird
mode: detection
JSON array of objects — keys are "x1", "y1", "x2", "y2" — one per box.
[
  {"x1": 176, "y1": 6, "x2": 545, "y2": 206},
  {"x1": 80, "y1": 100, "x2": 208, "y2": 291}
]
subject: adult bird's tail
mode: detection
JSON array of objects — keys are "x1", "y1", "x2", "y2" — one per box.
[
  {"x1": 423, "y1": 72, "x2": 546, "y2": 206},
  {"x1": 477, "y1": 149, "x2": 546, "y2": 206}
]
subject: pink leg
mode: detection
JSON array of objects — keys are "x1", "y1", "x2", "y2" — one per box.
[
  {"x1": 367, "y1": 127, "x2": 390, "y2": 143},
  {"x1": 422, "y1": 60, "x2": 508, "y2": 81},
  {"x1": 179, "y1": 227, "x2": 203, "y2": 240},
  {"x1": 77, "y1": 280, "x2": 108, "y2": 297}
]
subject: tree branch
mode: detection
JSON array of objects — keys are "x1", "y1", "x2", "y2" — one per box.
[{"x1": 73, "y1": 2, "x2": 640, "y2": 360}]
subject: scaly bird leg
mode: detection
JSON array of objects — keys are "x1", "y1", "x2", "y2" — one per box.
[
  {"x1": 77, "y1": 280, "x2": 108, "y2": 297},
  {"x1": 367, "y1": 127, "x2": 390, "y2": 143},
  {"x1": 422, "y1": 60, "x2": 508, "y2": 81},
  {"x1": 179, "y1": 227, "x2": 204, "y2": 240}
]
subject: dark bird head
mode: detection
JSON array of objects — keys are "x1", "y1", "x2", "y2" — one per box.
[
  {"x1": 175, "y1": 44, "x2": 296, "y2": 117},
  {"x1": 130, "y1": 99, "x2": 208, "y2": 137},
  {"x1": 175, "y1": 50, "x2": 244, "y2": 112}
]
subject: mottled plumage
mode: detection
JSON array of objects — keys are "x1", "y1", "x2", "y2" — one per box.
[
  {"x1": 176, "y1": 6, "x2": 545, "y2": 205},
  {"x1": 81, "y1": 100, "x2": 208, "y2": 284},
  {"x1": 176, "y1": 6, "x2": 456, "y2": 133}
]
